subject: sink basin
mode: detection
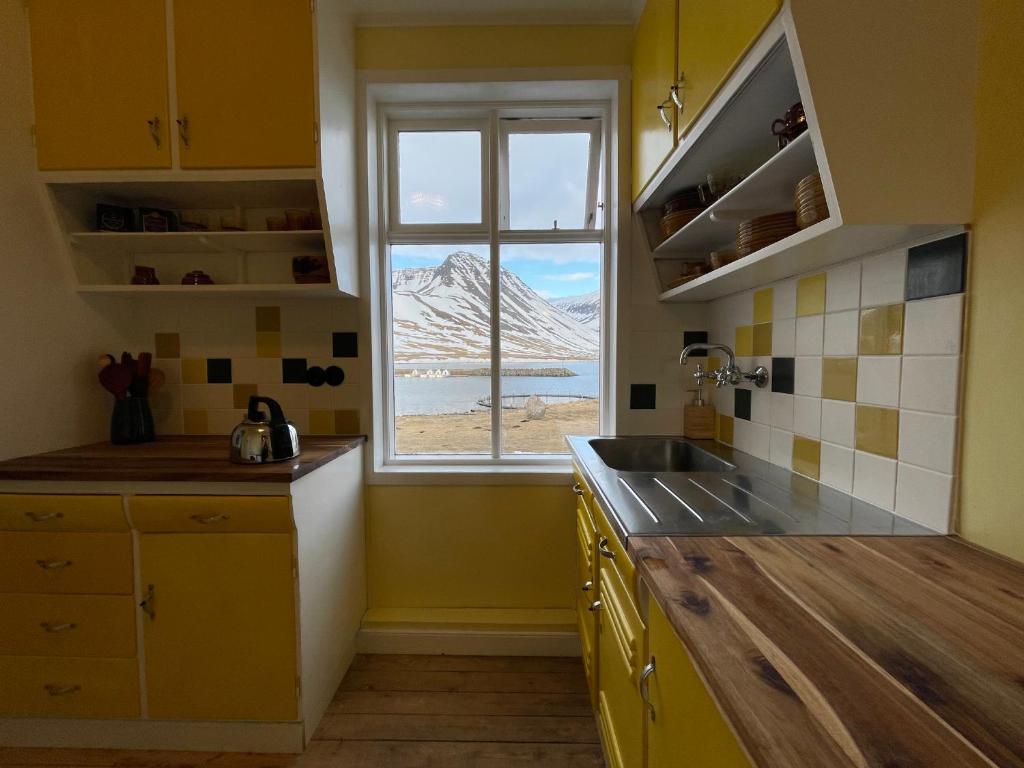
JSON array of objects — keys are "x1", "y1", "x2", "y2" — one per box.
[{"x1": 588, "y1": 438, "x2": 735, "y2": 473}]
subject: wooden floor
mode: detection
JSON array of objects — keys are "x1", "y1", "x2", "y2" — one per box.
[{"x1": 0, "y1": 655, "x2": 605, "y2": 768}]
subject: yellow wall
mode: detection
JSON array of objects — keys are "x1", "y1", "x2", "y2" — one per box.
[
  {"x1": 366, "y1": 485, "x2": 575, "y2": 610},
  {"x1": 959, "y1": 0, "x2": 1024, "y2": 563},
  {"x1": 355, "y1": 25, "x2": 632, "y2": 69}
]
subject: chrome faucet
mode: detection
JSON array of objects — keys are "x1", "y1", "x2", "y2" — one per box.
[{"x1": 679, "y1": 343, "x2": 770, "y2": 389}]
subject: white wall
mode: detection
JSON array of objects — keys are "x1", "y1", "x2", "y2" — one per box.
[{"x1": 0, "y1": 0, "x2": 130, "y2": 459}]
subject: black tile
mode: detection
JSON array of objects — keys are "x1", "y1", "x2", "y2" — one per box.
[
  {"x1": 332, "y1": 332, "x2": 359, "y2": 358},
  {"x1": 906, "y1": 232, "x2": 968, "y2": 300},
  {"x1": 206, "y1": 358, "x2": 232, "y2": 384},
  {"x1": 630, "y1": 383, "x2": 656, "y2": 410},
  {"x1": 734, "y1": 388, "x2": 752, "y2": 421},
  {"x1": 682, "y1": 330, "x2": 708, "y2": 356},
  {"x1": 282, "y1": 358, "x2": 308, "y2": 384},
  {"x1": 771, "y1": 357, "x2": 795, "y2": 394}
]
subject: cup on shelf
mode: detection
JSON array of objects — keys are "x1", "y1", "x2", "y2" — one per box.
[
  {"x1": 266, "y1": 215, "x2": 288, "y2": 231},
  {"x1": 285, "y1": 208, "x2": 313, "y2": 230}
]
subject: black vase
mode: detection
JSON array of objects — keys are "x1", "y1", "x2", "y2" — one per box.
[{"x1": 111, "y1": 396, "x2": 155, "y2": 445}]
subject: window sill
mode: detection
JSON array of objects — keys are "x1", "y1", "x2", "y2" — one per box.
[{"x1": 368, "y1": 459, "x2": 574, "y2": 486}]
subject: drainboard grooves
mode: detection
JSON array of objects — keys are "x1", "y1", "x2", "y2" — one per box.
[
  {"x1": 687, "y1": 478, "x2": 755, "y2": 524},
  {"x1": 617, "y1": 477, "x2": 659, "y2": 523},
  {"x1": 719, "y1": 477, "x2": 798, "y2": 521},
  {"x1": 652, "y1": 477, "x2": 705, "y2": 523}
]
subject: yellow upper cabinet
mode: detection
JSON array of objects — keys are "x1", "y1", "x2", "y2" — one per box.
[
  {"x1": 676, "y1": 0, "x2": 781, "y2": 137},
  {"x1": 631, "y1": 0, "x2": 678, "y2": 201},
  {"x1": 173, "y1": 0, "x2": 316, "y2": 169},
  {"x1": 28, "y1": 0, "x2": 171, "y2": 170}
]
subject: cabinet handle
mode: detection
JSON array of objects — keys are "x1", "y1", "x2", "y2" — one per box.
[
  {"x1": 147, "y1": 116, "x2": 161, "y2": 148},
  {"x1": 44, "y1": 684, "x2": 81, "y2": 696},
  {"x1": 598, "y1": 537, "x2": 615, "y2": 560},
  {"x1": 670, "y1": 73, "x2": 686, "y2": 110},
  {"x1": 25, "y1": 511, "x2": 63, "y2": 522},
  {"x1": 190, "y1": 513, "x2": 231, "y2": 525},
  {"x1": 588, "y1": 600, "x2": 602, "y2": 612},
  {"x1": 36, "y1": 559, "x2": 72, "y2": 571},
  {"x1": 639, "y1": 657, "x2": 657, "y2": 722},
  {"x1": 657, "y1": 100, "x2": 672, "y2": 130},
  {"x1": 582, "y1": 580, "x2": 593, "y2": 593},
  {"x1": 572, "y1": 483, "x2": 585, "y2": 496},
  {"x1": 176, "y1": 116, "x2": 190, "y2": 148},
  {"x1": 40, "y1": 622, "x2": 76, "y2": 633},
  {"x1": 140, "y1": 584, "x2": 156, "y2": 620}
]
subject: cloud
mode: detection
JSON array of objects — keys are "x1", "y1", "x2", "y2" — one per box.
[{"x1": 545, "y1": 271, "x2": 599, "y2": 282}]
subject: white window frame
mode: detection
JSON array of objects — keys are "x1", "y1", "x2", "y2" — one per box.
[{"x1": 377, "y1": 101, "x2": 612, "y2": 470}]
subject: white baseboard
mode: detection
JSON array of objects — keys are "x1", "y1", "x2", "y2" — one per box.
[{"x1": 356, "y1": 627, "x2": 582, "y2": 656}]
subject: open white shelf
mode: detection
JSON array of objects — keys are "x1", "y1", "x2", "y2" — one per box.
[
  {"x1": 77, "y1": 283, "x2": 338, "y2": 298},
  {"x1": 70, "y1": 230, "x2": 325, "y2": 254}
]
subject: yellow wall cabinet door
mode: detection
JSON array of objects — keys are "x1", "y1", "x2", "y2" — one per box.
[
  {"x1": 173, "y1": 0, "x2": 316, "y2": 168},
  {"x1": 631, "y1": 0, "x2": 678, "y2": 200},
  {"x1": 646, "y1": 595, "x2": 751, "y2": 767},
  {"x1": 676, "y1": 0, "x2": 781, "y2": 137},
  {"x1": 139, "y1": 532, "x2": 299, "y2": 721},
  {"x1": 28, "y1": 0, "x2": 171, "y2": 170}
]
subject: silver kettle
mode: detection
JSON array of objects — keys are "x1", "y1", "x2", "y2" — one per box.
[{"x1": 230, "y1": 396, "x2": 300, "y2": 464}]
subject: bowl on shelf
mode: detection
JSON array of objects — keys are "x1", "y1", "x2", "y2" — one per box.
[
  {"x1": 795, "y1": 172, "x2": 829, "y2": 229},
  {"x1": 736, "y1": 211, "x2": 799, "y2": 257}
]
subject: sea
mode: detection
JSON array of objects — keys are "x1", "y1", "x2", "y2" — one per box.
[{"x1": 394, "y1": 360, "x2": 599, "y2": 416}]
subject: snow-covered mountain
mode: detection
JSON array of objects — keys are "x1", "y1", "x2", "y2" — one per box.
[
  {"x1": 552, "y1": 290, "x2": 601, "y2": 331},
  {"x1": 391, "y1": 252, "x2": 599, "y2": 361}
]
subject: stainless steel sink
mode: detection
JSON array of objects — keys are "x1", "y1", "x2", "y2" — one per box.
[{"x1": 587, "y1": 437, "x2": 735, "y2": 473}]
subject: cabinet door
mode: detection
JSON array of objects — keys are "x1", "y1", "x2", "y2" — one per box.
[
  {"x1": 28, "y1": 0, "x2": 171, "y2": 170},
  {"x1": 140, "y1": 532, "x2": 298, "y2": 721},
  {"x1": 676, "y1": 0, "x2": 781, "y2": 137},
  {"x1": 631, "y1": 0, "x2": 678, "y2": 200},
  {"x1": 647, "y1": 595, "x2": 750, "y2": 767},
  {"x1": 173, "y1": 0, "x2": 316, "y2": 168}
]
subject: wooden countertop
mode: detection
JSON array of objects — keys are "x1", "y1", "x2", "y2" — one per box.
[
  {"x1": 0, "y1": 435, "x2": 366, "y2": 484},
  {"x1": 631, "y1": 535, "x2": 1024, "y2": 768}
]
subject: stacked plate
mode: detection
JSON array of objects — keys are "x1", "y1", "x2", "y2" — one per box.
[
  {"x1": 659, "y1": 185, "x2": 710, "y2": 241},
  {"x1": 660, "y1": 208, "x2": 704, "y2": 240},
  {"x1": 795, "y1": 173, "x2": 829, "y2": 229},
  {"x1": 736, "y1": 212, "x2": 798, "y2": 256}
]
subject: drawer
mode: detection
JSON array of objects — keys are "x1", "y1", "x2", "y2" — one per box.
[
  {"x1": 597, "y1": 691, "x2": 625, "y2": 768},
  {"x1": 599, "y1": 556, "x2": 643, "y2": 679},
  {"x1": 0, "y1": 656, "x2": 139, "y2": 718},
  {"x1": 0, "y1": 532, "x2": 133, "y2": 594},
  {"x1": 592, "y1": 496, "x2": 635, "y2": 588},
  {"x1": 0, "y1": 495, "x2": 126, "y2": 532},
  {"x1": 130, "y1": 495, "x2": 293, "y2": 532},
  {"x1": 0, "y1": 595, "x2": 136, "y2": 657}
]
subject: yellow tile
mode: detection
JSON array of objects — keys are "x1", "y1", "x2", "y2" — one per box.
[
  {"x1": 735, "y1": 326, "x2": 753, "y2": 357},
  {"x1": 255, "y1": 306, "x2": 281, "y2": 332},
  {"x1": 753, "y1": 288, "x2": 773, "y2": 324},
  {"x1": 232, "y1": 383, "x2": 258, "y2": 410},
  {"x1": 256, "y1": 331, "x2": 282, "y2": 358},
  {"x1": 792, "y1": 436, "x2": 821, "y2": 480},
  {"x1": 182, "y1": 358, "x2": 206, "y2": 385},
  {"x1": 335, "y1": 409, "x2": 361, "y2": 434},
  {"x1": 707, "y1": 355, "x2": 720, "y2": 371},
  {"x1": 717, "y1": 414, "x2": 734, "y2": 446},
  {"x1": 154, "y1": 333, "x2": 180, "y2": 359},
  {"x1": 821, "y1": 357, "x2": 858, "y2": 402},
  {"x1": 796, "y1": 273, "x2": 826, "y2": 316},
  {"x1": 309, "y1": 409, "x2": 335, "y2": 434},
  {"x1": 183, "y1": 409, "x2": 208, "y2": 435},
  {"x1": 859, "y1": 304, "x2": 904, "y2": 355},
  {"x1": 752, "y1": 322, "x2": 773, "y2": 356},
  {"x1": 855, "y1": 405, "x2": 899, "y2": 458}
]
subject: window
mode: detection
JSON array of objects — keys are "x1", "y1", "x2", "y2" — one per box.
[{"x1": 381, "y1": 110, "x2": 607, "y2": 463}]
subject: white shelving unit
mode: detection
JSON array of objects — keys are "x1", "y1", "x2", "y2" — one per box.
[{"x1": 69, "y1": 230, "x2": 326, "y2": 255}]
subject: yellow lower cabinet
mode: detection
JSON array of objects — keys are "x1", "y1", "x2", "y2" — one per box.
[
  {"x1": 646, "y1": 594, "x2": 750, "y2": 767},
  {"x1": 139, "y1": 532, "x2": 299, "y2": 721},
  {"x1": 0, "y1": 494, "x2": 126, "y2": 532},
  {"x1": 0, "y1": 594, "x2": 135, "y2": 658},
  {"x1": 0, "y1": 532, "x2": 133, "y2": 594},
  {"x1": 0, "y1": 656, "x2": 139, "y2": 718}
]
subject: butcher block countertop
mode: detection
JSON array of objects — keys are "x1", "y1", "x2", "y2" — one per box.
[
  {"x1": 631, "y1": 535, "x2": 1024, "y2": 768},
  {"x1": 0, "y1": 435, "x2": 366, "y2": 484}
]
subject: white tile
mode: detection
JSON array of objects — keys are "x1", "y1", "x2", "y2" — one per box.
[
  {"x1": 770, "y1": 428, "x2": 794, "y2": 469},
  {"x1": 820, "y1": 399, "x2": 856, "y2": 447},
  {"x1": 771, "y1": 318, "x2": 796, "y2": 357},
  {"x1": 820, "y1": 443, "x2": 855, "y2": 493},
  {"x1": 751, "y1": 386, "x2": 771, "y2": 425},
  {"x1": 899, "y1": 410, "x2": 957, "y2": 473},
  {"x1": 823, "y1": 310, "x2": 859, "y2": 356},
  {"x1": 853, "y1": 451, "x2": 898, "y2": 511},
  {"x1": 861, "y1": 249, "x2": 907, "y2": 307},
  {"x1": 747, "y1": 422, "x2": 771, "y2": 461},
  {"x1": 793, "y1": 396, "x2": 821, "y2": 438},
  {"x1": 773, "y1": 279, "x2": 797, "y2": 320},
  {"x1": 895, "y1": 463, "x2": 953, "y2": 532},
  {"x1": 856, "y1": 356, "x2": 902, "y2": 407},
  {"x1": 826, "y1": 262, "x2": 861, "y2": 312},
  {"x1": 794, "y1": 357, "x2": 822, "y2": 397},
  {"x1": 714, "y1": 385, "x2": 734, "y2": 417},
  {"x1": 903, "y1": 294, "x2": 964, "y2": 355},
  {"x1": 732, "y1": 417, "x2": 752, "y2": 454},
  {"x1": 771, "y1": 393, "x2": 794, "y2": 431},
  {"x1": 900, "y1": 356, "x2": 960, "y2": 414},
  {"x1": 795, "y1": 315, "x2": 824, "y2": 356}
]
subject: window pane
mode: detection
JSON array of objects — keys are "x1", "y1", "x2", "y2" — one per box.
[
  {"x1": 391, "y1": 244, "x2": 492, "y2": 455},
  {"x1": 499, "y1": 244, "x2": 601, "y2": 455},
  {"x1": 397, "y1": 131, "x2": 482, "y2": 225},
  {"x1": 507, "y1": 131, "x2": 594, "y2": 230}
]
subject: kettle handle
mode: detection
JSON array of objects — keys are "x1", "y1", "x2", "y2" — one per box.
[{"x1": 247, "y1": 395, "x2": 288, "y2": 426}]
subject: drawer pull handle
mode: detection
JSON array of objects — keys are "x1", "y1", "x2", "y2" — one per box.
[
  {"x1": 140, "y1": 584, "x2": 156, "y2": 620},
  {"x1": 44, "y1": 684, "x2": 81, "y2": 696},
  {"x1": 36, "y1": 559, "x2": 72, "y2": 571},
  {"x1": 639, "y1": 657, "x2": 657, "y2": 722},
  {"x1": 582, "y1": 580, "x2": 593, "y2": 593},
  {"x1": 598, "y1": 537, "x2": 616, "y2": 560},
  {"x1": 25, "y1": 511, "x2": 63, "y2": 522},
  {"x1": 190, "y1": 513, "x2": 231, "y2": 525},
  {"x1": 572, "y1": 483, "x2": 585, "y2": 496},
  {"x1": 588, "y1": 600, "x2": 602, "y2": 612},
  {"x1": 40, "y1": 622, "x2": 77, "y2": 633}
]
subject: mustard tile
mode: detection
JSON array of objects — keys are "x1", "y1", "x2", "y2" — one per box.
[
  {"x1": 796, "y1": 274, "x2": 826, "y2": 317},
  {"x1": 183, "y1": 409, "x2": 208, "y2": 435},
  {"x1": 821, "y1": 357, "x2": 858, "y2": 402},
  {"x1": 335, "y1": 409, "x2": 361, "y2": 434},
  {"x1": 752, "y1": 322, "x2": 773, "y2": 356},
  {"x1": 154, "y1": 333, "x2": 180, "y2": 359},
  {"x1": 792, "y1": 435, "x2": 821, "y2": 480},
  {"x1": 233, "y1": 383, "x2": 258, "y2": 410},
  {"x1": 718, "y1": 414, "x2": 734, "y2": 446},
  {"x1": 309, "y1": 409, "x2": 335, "y2": 434},
  {"x1": 708, "y1": 356, "x2": 720, "y2": 372},
  {"x1": 753, "y1": 288, "x2": 774, "y2": 324},
  {"x1": 256, "y1": 331, "x2": 282, "y2": 358},
  {"x1": 859, "y1": 304, "x2": 904, "y2": 355},
  {"x1": 255, "y1": 306, "x2": 281, "y2": 332},
  {"x1": 182, "y1": 358, "x2": 206, "y2": 385},
  {"x1": 735, "y1": 326, "x2": 753, "y2": 357},
  {"x1": 855, "y1": 405, "x2": 899, "y2": 458}
]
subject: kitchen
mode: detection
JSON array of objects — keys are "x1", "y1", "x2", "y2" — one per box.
[{"x1": 0, "y1": 0, "x2": 1021, "y2": 766}]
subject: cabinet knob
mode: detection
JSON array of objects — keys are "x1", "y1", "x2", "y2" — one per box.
[
  {"x1": 657, "y1": 100, "x2": 673, "y2": 130},
  {"x1": 35, "y1": 559, "x2": 72, "y2": 571},
  {"x1": 639, "y1": 657, "x2": 657, "y2": 722},
  {"x1": 190, "y1": 513, "x2": 231, "y2": 525},
  {"x1": 147, "y1": 116, "x2": 161, "y2": 148},
  {"x1": 572, "y1": 483, "x2": 585, "y2": 496},
  {"x1": 25, "y1": 511, "x2": 63, "y2": 522},
  {"x1": 598, "y1": 537, "x2": 616, "y2": 559},
  {"x1": 176, "y1": 116, "x2": 191, "y2": 148},
  {"x1": 581, "y1": 580, "x2": 593, "y2": 593},
  {"x1": 44, "y1": 684, "x2": 81, "y2": 696},
  {"x1": 140, "y1": 584, "x2": 156, "y2": 620},
  {"x1": 588, "y1": 600, "x2": 602, "y2": 612},
  {"x1": 670, "y1": 73, "x2": 686, "y2": 110},
  {"x1": 40, "y1": 622, "x2": 76, "y2": 633}
]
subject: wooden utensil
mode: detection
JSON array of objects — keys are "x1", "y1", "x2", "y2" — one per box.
[
  {"x1": 99, "y1": 364, "x2": 133, "y2": 401},
  {"x1": 147, "y1": 368, "x2": 166, "y2": 396},
  {"x1": 96, "y1": 354, "x2": 115, "y2": 372}
]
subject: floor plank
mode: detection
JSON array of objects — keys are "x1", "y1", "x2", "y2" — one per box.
[
  {"x1": 316, "y1": 713, "x2": 599, "y2": 743},
  {"x1": 348, "y1": 655, "x2": 584, "y2": 674},
  {"x1": 292, "y1": 739, "x2": 605, "y2": 768},
  {"x1": 327, "y1": 690, "x2": 593, "y2": 717},
  {"x1": 338, "y1": 669, "x2": 587, "y2": 695}
]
